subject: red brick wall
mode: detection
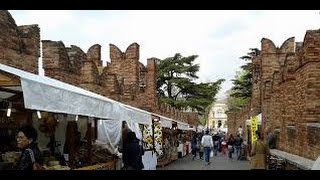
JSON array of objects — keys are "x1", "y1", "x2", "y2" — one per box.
[
  {"x1": 145, "y1": 58, "x2": 157, "y2": 111},
  {"x1": 0, "y1": 10, "x2": 198, "y2": 127},
  {"x1": 108, "y1": 43, "x2": 140, "y2": 102},
  {"x1": 0, "y1": 11, "x2": 39, "y2": 74},
  {"x1": 42, "y1": 40, "x2": 81, "y2": 85},
  {"x1": 42, "y1": 40, "x2": 198, "y2": 125},
  {"x1": 227, "y1": 105, "x2": 250, "y2": 140},
  {"x1": 227, "y1": 30, "x2": 320, "y2": 160},
  {"x1": 67, "y1": 45, "x2": 85, "y2": 75},
  {"x1": 251, "y1": 56, "x2": 262, "y2": 114},
  {"x1": 87, "y1": 44, "x2": 102, "y2": 67}
]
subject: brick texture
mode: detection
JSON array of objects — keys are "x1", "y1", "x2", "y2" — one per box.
[
  {"x1": 227, "y1": 30, "x2": 320, "y2": 160},
  {"x1": 0, "y1": 10, "x2": 198, "y2": 126},
  {"x1": 0, "y1": 10, "x2": 39, "y2": 74}
]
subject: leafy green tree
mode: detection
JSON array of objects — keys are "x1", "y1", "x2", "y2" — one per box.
[
  {"x1": 156, "y1": 53, "x2": 224, "y2": 115},
  {"x1": 228, "y1": 48, "x2": 260, "y2": 111},
  {"x1": 198, "y1": 102, "x2": 214, "y2": 126}
]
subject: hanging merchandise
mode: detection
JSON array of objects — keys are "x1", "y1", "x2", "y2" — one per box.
[
  {"x1": 250, "y1": 116, "x2": 258, "y2": 143},
  {"x1": 157, "y1": 127, "x2": 172, "y2": 167},
  {"x1": 143, "y1": 124, "x2": 154, "y2": 150},
  {"x1": 153, "y1": 121, "x2": 163, "y2": 158}
]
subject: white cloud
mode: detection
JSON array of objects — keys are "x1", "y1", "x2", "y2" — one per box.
[
  {"x1": 8, "y1": 10, "x2": 320, "y2": 100},
  {"x1": 10, "y1": 10, "x2": 74, "y2": 29}
]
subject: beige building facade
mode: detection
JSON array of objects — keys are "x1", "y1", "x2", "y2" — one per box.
[{"x1": 207, "y1": 101, "x2": 228, "y2": 132}]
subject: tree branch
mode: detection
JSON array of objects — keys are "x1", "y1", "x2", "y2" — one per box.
[{"x1": 173, "y1": 90, "x2": 182, "y2": 100}]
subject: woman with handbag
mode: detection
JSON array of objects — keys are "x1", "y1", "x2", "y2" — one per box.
[{"x1": 16, "y1": 125, "x2": 44, "y2": 170}]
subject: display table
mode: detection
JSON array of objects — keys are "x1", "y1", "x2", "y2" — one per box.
[
  {"x1": 75, "y1": 161, "x2": 115, "y2": 170},
  {"x1": 0, "y1": 162, "x2": 14, "y2": 170},
  {"x1": 46, "y1": 165, "x2": 71, "y2": 170}
]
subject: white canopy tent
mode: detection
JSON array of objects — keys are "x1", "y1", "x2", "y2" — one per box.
[
  {"x1": 0, "y1": 63, "x2": 192, "y2": 126},
  {"x1": 0, "y1": 63, "x2": 120, "y2": 119},
  {"x1": 197, "y1": 125, "x2": 204, "y2": 132},
  {"x1": 0, "y1": 63, "x2": 153, "y2": 123},
  {"x1": 177, "y1": 122, "x2": 189, "y2": 130},
  {"x1": 0, "y1": 63, "x2": 197, "y2": 170},
  {"x1": 96, "y1": 118, "x2": 146, "y2": 154},
  {"x1": 158, "y1": 115, "x2": 173, "y2": 128},
  {"x1": 0, "y1": 64, "x2": 195, "y2": 169}
]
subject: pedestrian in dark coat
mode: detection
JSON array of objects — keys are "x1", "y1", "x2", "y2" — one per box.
[
  {"x1": 191, "y1": 134, "x2": 198, "y2": 160},
  {"x1": 122, "y1": 131, "x2": 144, "y2": 170}
]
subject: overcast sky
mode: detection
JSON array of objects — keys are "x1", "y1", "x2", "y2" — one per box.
[{"x1": 9, "y1": 10, "x2": 320, "y2": 99}]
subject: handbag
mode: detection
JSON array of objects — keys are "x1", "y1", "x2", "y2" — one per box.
[{"x1": 26, "y1": 148, "x2": 45, "y2": 170}]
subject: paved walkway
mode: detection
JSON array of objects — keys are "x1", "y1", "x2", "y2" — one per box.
[{"x1": 157, "y1": 152, "x2": 250, "y2": 170}]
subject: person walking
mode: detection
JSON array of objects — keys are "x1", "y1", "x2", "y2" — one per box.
[
  {"x1": 227, "y1": 134, "x2": 235, "y2": 159},
  {"x1": 234, "y1": 134, "x2": 243, "y2": 160},
  {"x1": 197, "y1": 133, "x2": 204, "y2": 160},
  {"x1": 122, "y1": 131, "x2": 144, "y2": 170},
  {"x1": 201, "y1": 130, "x2": 213, "y2": 165},
  {"x1": 250, "y1": 131, "x2": 270, "y2": 170},
  {"x1": 237, "y1": 125, "x2": 243, "y2": 138},
  {"x1": 191, "y1": 134, "x2": 198, "y2": 160},
  {"x1": 212, "y1": 133, "x2": 220, "y2": 156},
  {"x1": 220, "y1": 136, "x2": 227, "y2": 156}
]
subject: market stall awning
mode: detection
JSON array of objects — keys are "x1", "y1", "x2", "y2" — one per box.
[
  {"x1": 0, "y1": 63, "x2": 152, "y2": 122},
  {"x1": 152, "y1": 113, "x2": 192, "y2": 129},
  {"x1": 177, "y1": 122, "x2": 189, "y2": 130},
  {"x1": 158, "y1": 115, "x2": 173, "y2": 128},
  {"x1": 189, "y1": 125, "x2": 196, "y2": 132},
  {"x1": 119, "y1": 104, "x2": 152, "y2": 125}
]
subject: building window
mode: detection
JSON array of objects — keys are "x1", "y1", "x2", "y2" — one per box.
[{"x1": 216, "y1": 109, "x2": 223, "y2": 117}]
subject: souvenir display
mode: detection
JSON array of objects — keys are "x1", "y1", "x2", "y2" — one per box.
[
  {"x1": 143, "y1": 124, "x2": 154, "y2": 150},
  {"x1": 153, "y1": 122, "x2": 163, "y2": 157}
]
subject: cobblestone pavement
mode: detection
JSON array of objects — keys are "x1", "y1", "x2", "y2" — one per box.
[{"x1": 157, "y1": 152, "x2": 250, "y2": 170}]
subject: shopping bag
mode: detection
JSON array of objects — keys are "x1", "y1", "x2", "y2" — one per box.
[{"x1": 210, "y1": 151, "x2": 213, "y2": 157}]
